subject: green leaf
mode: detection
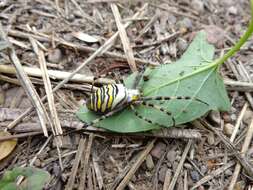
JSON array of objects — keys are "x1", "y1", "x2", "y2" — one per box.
[
  {"x1": 0, "y1": 167, "x2": 50, "y2": 190},
  {"x1": 77, "y1": 31, "x2": 230, "y2": 133}
]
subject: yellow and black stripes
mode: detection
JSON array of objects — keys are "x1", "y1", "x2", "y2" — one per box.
[{"x1": 87, "y1": 84, "x2": 128, "y2": 114}]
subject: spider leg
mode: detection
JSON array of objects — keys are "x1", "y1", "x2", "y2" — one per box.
[
  {"x1": 139, "y1": 96, "x2": 208, "y2": 105},
  {"x1": 88, "y1": 105, "x2": 127, "y2": 126},
  {"x1": 131, "y1": 63, "x2": 150, "y2": 89},
  {"x1": 130, "y1": 102, "x2": 176, "y2": 127}
]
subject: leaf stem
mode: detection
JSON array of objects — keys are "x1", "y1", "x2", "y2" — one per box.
[{"x1": 215, "y1": 0, "x2": 253, "y2": 66}]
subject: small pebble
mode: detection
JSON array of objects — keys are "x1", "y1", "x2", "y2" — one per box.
[
  {"x1": 204, "y1": 25, "x2": 225, "y2": 48},
  {"x1": 151, "y1": 142, "x2": 166, "y2": 159},
  {"x1": 177, "y1": 38, "x2": 188, "y2": 52},
  {"x1": 228, "y1": 6, "x2": 238, "y2": 15},
  {"x1": 184, "y1": 163, "x2": 192, "y2": 170},
  {"x1": 172, "y1": 161, "x2": 179, "y2": 171},
  {"x1": 158, "y1": 166, "x2": 168, "y2": 182},
  {"x1": 166, "y1": 149, "x2": 177, "y2": 163},
  {"x1": 243, "y1": 109, "x2": 253, "y2": 125},
  {"x1": 234, "y1": 180, "x2": 246, "y2": 190},
  {"x1": 208, "y1": 110, "x2": 221, "y2": 124},
  {"x1": 207, "y1": 132, "x2": 215, "y2": 145},
  {"x1": 146, "y1": 154, "x2": 155, "y2": 170},
  {"x1": 224, "y1": 123, "x2": 234, "y2": 136},
  {"x1": 191, "y1": 0, "x2": 204, "y2": 12},
  {"x1": 47, "y1": 48, "x2": 63, "y2": 63},
  {"x1": 190, "y1": 170, "x2": 200, "y2": 182},
  {"x1": 34, "y1": 158, "x2": 41, "y2": 167},
  {"x1": 230, "y1": 114, "x2": 237, "y2": 122},
  {"x1": 178, "y1": 18, "x2": 193, "y2": 31},
  {"x1": 200, "y1": 165, "x2": 207, "y2": 174},
  {"x1": 223, "y1": 113, "x2": 232, "y2": 123},
  {"x1": 224, "y1": 169, "x2": 233, "y2": 176},
  {"x1": 198, "y1": 185, "x2": 205, "y2": 190}
]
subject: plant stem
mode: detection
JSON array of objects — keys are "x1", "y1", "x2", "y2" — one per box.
[{"x1": 216, "y1": 0, "x2": 253, "y2": 66}]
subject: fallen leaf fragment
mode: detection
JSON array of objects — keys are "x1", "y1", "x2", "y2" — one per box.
[{"x1": 0, "y1": 131, "x2": 17, "y2": 161}]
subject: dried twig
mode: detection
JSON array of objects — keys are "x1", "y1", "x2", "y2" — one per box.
[
  {"x1": 92, "y1": 151, "x2": 104, "y2": 189},
  {"x1": 78, "y1": 133, "x2": 94, "y2": 190},
  {"x1": 0, "y1": 64, "x2": 114, "y2": 84},
  {"x1": 190, "y1": 162, "x2": 235, "y2": 190},
  {"x1": 111, "y1": 3, "x2": 137, "y2": 72},
  {"x1": 30, "y1": 36, "x2": 63, "y2": 146},
  {"x1": 224, "y1": 79, "x2": 253, "y2": 92},
  {"x1": 229, "y1": 115, "x2": 253, "y2": 189},
  {"x1": 230, "y1": 103, "x2": 248, "y2": 142},
  {"x1": 168, "y1": 140, "x2": 193, "y2": 190},
  {"x1": 66, "y1": 138, "x2": 86, "y2": 190},
  {"x1": 116, "y1": 139, "x2": 156, "y2": 190}
]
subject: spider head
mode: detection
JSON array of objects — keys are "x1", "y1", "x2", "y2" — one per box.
[{"x1": 127, "y1": 89, "x2": 141, "y2": 103}]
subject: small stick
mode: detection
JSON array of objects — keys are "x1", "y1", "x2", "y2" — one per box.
[
  {"x1": 190, "y1": 162, "x2": 235, "y2": 190},
  {"x1": 111, "y1": 3, "x2": 137, "y2": 72},
  {"x1": 92, "y1": 152, "x2": 104, "y2": 189},
  {"x1": 228, "y1": 115, "x2": 253, "y2": 190},
  {"x1": 116, "y1": 139, "x2": 156, "y2": 190},
  {"x1": 0, "y1": 64, "x2": 114, "y2": 84},
  {"x1": 168, "y1": 140, "x2": 193, "y2": 190},
  {"x1": 163, "y1": 169, "x2": 172, "y2": 190},
  {"x1": 78, "y1": 133, "x2": 94, "y2": 190},
  {"x1": 230, "y1": 103, "x2": 248, "y2": 142},
  {"x1": 224, "y1": 79, "x2": 253, "y2": 92},
  {"x1": 66, "y1": 138, "x2": 86, "y2": 190}
]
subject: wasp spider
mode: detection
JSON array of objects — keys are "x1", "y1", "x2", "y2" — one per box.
[{"x1": 85, "y1": 73, "x2": 208, "y2": 128}]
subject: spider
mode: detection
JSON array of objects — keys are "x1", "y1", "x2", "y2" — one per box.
[{"x1": 85, "y1": 69, "x2": 208, "y2": 128}]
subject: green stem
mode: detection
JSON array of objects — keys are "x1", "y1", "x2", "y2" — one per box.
[{"x1": 215, "y1": 0, "x2": 253, "y2": 66}]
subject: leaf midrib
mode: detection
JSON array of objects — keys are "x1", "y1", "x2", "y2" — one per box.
[{"x1": 143, "y1": 60, "x2": 218, "y2": 96}]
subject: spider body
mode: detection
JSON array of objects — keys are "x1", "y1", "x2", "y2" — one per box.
[{"x1": 86, "y1": 84, "x2": 140, "y2": 114}]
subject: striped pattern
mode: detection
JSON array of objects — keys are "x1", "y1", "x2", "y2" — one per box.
[{"x1": 86, "y1": 84, "x2": 128, "y2": 113}]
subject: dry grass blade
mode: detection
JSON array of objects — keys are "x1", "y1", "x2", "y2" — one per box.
[
  {"x1": 78, "y1": 133, "x2": 94, "y2": 190},
  {"x1": 111, "y1": 3, "x2": 137, "y2": 72},
  {"x1": 168, "y1": 140, "x2": 193, "y2": 190},
  {"x1": 228, "y1": 114, "x2": 253, "y2": 190},
  {"x1": 5, "y1": 3, "x2": 149, "y2": 130},
  {"x1": 224, "y1": 79, "x2": 253, "y2": 92},
  {"x1": 190, "y1": 162, "x2": 235, "y2": 190},
  {"x1": 66, "y1": 138, "x2": 86, "y2": 190},
  {"x1": 0, "y1": 22, "x2": 49, "y2": 137},
  {"x1": 230, "y1": 103, "x2": 248, "y2": 142},
  {"x1": 29, "y1": 36, "x2": 62, "y2": 146},
  {"x1": 0, "y1": 64, "x2": 114, "y2": 84},
  {"x1": 92, "y1": 152, "x2": 104, "y2": 189},
  {"x1": 116, "y1": 139, "x2": 156, "y2": 190},
  {"x1": 37, "y1": 49, "x2": 62, "y2": 135}
]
